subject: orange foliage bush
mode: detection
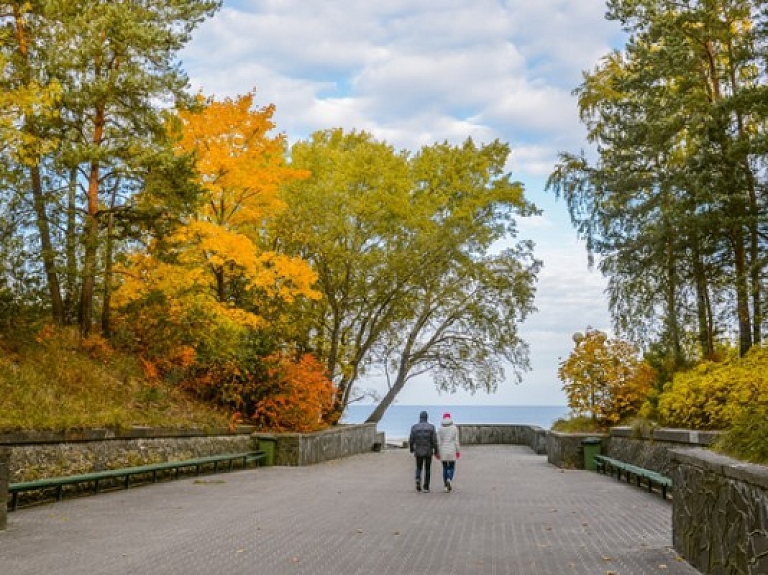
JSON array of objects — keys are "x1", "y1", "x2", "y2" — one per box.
[
  {"x1": 176, "y1": 349, "x2": 334, "y2": 433},
  {"x1": 252, "y1": 353, "x2": 335, "y2": 432},
  {"x1": 80, "y1": 334, "x2": 114, "y2": 362}
]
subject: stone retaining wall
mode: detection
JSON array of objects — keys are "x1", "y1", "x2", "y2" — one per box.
[
  {"x1": 608, "y1": 427, "x2": 719, "y2": 476},
  {"x1": 458, "y1": 424, "x2": 547, "y2": 454},
  {"x1": 671, "y1": 448, "x2": 768, "y2": 575},
  {"x1": 546, "y1": 431, "x2": 608, "y2": 469},
  {"x1": 546, "y1": 427, "x2": 720, "y2": 471},
  {"x1": 0, "y1": 447, "x2": 9, "y2": 530},
  {"x1": 256, "y1": 424, "x2": 378, "y2": 466},
  {"x1": 1, "y1": 428, "x2": 256, "y2": 484}
]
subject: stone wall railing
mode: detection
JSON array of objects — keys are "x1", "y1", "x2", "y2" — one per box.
[
  {"x1": 1, "y1": 428, "x2": 257, "y2": 485},
  {"x1": 546, "y1": 427, "x2": 720, "y2": 471},
  {"x1": 0, "y1": 447, "x2": 9, "y2": 530},
  {"x1": 255, "y1": 423, "x2": 378, "y2": 466},
  {"x1": 254, "y1": 423, "x2": 550, "y2": 466},
  {"x1": 458, "y1": 424, "x2": 547, "y2": 454},
  {"x1": 608, "y1": 427, "x2": 719, "y2": 476},
  {"x1": 547, "y1": 431, "x2": 608, "y2": 469},
  {"x1": 671, "y1": 448, "x2": 768, "y2": 575}
]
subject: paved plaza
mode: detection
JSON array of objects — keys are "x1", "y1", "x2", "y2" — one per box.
[{"x1": 0, "y1": 445, "x2": 701, "y2": 575}]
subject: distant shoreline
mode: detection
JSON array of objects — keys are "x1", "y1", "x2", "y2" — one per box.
[
  {"x1": 347, "y1": 404, "x2": 568, "y2": 411},
  {"x1": 343, "y1": 404, "x2": 570, "y2": 439}
]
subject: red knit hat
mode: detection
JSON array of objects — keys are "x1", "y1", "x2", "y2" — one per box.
[{"x1": 443, "y1": 412, "x2": 451, "y2": 419}]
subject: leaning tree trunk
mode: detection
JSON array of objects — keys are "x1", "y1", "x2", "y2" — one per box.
[
  {"x1": 365, "y1": 346, "x2": 413, "y2": 424},
  {"x1": 365, "y1": 371, "x2": 408, "y2": 424}
]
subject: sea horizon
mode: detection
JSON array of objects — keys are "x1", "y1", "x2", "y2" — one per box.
[{"x1": 342, "y1": 404, "x2": 570, "y2": 440}]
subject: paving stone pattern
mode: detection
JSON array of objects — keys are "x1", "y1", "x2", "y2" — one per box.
[{"x1": 0, "y1": 445, "x2": 701, "y2": 575}]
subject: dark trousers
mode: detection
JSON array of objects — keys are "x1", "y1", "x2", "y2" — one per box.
[
  {"x1": 442, "y1": 461, "x2": 456, "y2": 483},
  {"x1": 415, "y1": 455, "x2": 432, "y2": 489}
]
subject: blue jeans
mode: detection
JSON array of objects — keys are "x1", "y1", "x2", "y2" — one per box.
[
  {"x1": 442, "y1": 461, "x2": 456, "y2": 483},
  {"x1": 415, "y1": 455, "x2": 432, "y2": 489}
]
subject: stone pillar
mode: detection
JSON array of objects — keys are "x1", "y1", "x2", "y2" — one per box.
[
  {"x1": 547, "y1": 431, "x2": 608, "y2": 469},
  {"x1": 0, "y1": 446, "x2": 10, "y2": 530}
]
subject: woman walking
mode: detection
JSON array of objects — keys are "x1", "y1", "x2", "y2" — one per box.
[{"x1": 437, "y1": 412, "x2": 460, "y2": 492}]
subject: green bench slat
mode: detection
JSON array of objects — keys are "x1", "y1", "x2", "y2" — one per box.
[
  {"x1": 9, "y1": 450, "x2": 267, "y2": 510},
  {"x1": 593, "y1": 455, "x2": 672, "y2": 499}
]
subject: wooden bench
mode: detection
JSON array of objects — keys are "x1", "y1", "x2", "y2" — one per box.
[
  {"x1": 594, "y1": 454, "x2": 672, "y2": 499},
  {"x1": 8, "y1": 450, "x2": 266, "y2": 510}
]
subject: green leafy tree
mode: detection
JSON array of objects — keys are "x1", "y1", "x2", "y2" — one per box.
[
  {"x1": 0, "y1": 0, "x2": 221, "y2": 335},
  {"x1": 548, "y1": 0, "x2": 768, "y2": 368},
  {"x1": 272, "y1": 129, "x2": 540, "y2": 423},
  {"x1": 1, "y1": 2, "x2": 66, "y2": 324},
  {"x1": 270, "y1": 129, "x2": 413, "y2": 418}
]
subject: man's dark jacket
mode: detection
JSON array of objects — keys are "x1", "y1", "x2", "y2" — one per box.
[{"x1": 409, "y1": 411, "x2": 438, "y2": 458}]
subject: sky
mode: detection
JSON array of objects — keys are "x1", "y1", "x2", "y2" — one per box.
[{"x1": 180, "y1": 0, "x2": 627, "y2": 407}]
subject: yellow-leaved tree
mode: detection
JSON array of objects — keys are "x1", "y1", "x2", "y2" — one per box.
[
  {"x1": 558, "y1": 328, "x2": 654, "y2": 425},
  {"x1": 112, "y1": 93, "x2": 322, "y2": 401},
  {"x1": 172, "y1": 92, "x2": 317, "y2": 311}
]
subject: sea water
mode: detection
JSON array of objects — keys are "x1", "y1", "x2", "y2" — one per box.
[{"x1": 342, "y1": 404, "x2": 569, "y2": 441}]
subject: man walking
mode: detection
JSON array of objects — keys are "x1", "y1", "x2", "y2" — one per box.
[{"x1": 409, "y1": 410, "x2": 438, "y2": 493}]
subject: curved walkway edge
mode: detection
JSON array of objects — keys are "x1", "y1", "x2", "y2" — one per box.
[{"x1": 0, "y1": 445, "x2": 702, "y2": 575}]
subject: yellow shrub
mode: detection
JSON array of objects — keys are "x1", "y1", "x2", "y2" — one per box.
[{"x1": 657, "y1": 346, "x2": 768, "y2": 430}]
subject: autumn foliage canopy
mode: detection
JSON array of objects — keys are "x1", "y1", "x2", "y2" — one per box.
[
  {"x1": 558, "y1": 328, "x2": 654, "y2": 425},
  {"x1": 111, "y1": 93, "x2": 331, "y2": 429}
]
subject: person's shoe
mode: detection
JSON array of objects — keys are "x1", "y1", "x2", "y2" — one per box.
[
  {"x1": 415, "y1": 480, "x2": 421, "y2": 492},
  {"x1": 423, "y1": 488, "x2": 430, "y2": 493},
  {"x1": 446, "y1": 480, "x2": 452, "y2": 492}
]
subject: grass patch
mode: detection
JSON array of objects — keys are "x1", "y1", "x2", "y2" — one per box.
[
  {"x1": 550, "y1": 415, "x2": 607, "y2": 434},
  {"x1": 0, "y1": 328, "x2": 230, "y2": 433},
  {"x1": 712, "y1": 407, "x2": 768, "y2": 465}
]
